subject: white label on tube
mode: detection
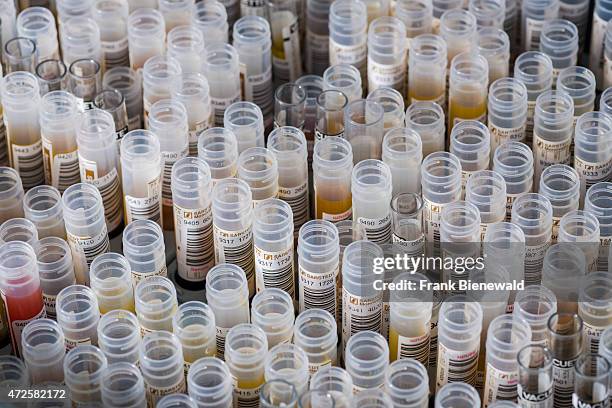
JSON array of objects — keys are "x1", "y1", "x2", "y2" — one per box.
[
  {"x1": 574, "y1": 156, "x2": 612, "y2": 199},
  {"x1": 298, "y1": 264, "x2": 338, "y2": 317},
  {"x1": 315, "y1": 128, "x2": 344, "y2": 143},
  {"x1": 489, "y1": 122, "x2": 526, "y2": 146},
  {"x1": 174, "y1": 204, "x2": 214, "y2": 282},
  {"x1": 271, "y1": 15, "x2": 301, "y2": 83},
  {"x1": 367, "y1": 56, "x2": 406, "y2": 93},
  {"x1": 524, "y1": 241, "x2": 550, "y2": 286},
  {"x1": 161, "y1": 148, "x2": 188, "y2": 207},
  {"x1": 131, "y1": 265, "x2": 168, "y2": 285},
  {"x1": 572, "y1": 394, "x2": 608, "y2": 408},
  {"x1": 1, "y1": 294, "x2": 45, "y2": 358},
  {"x1": 242, "y1": 65, "x2": 273, "y2": 113},
  {"x1": 278, "y1": 180, "x2": 309, "y2": 226},
  {"x1": 125, "y1": 174, "x2": 163, "y2": 226},
  {"x1": 42, "y1": 292, "x2": 57, "y2": 319},
  {"x1": 534, "y1": 134, "x2": 572, "y2": 178},
  {"x1": 357, "y1": 213, "x2": 392, "y2": 244},
  {"x1": 392, "y1": 233, "x2": 425, "y2": 256},
  {"x1": 65, "y1": 336, "x2": 92, "y2": 351},
  {"x1": 395, "y1": 331, "x2": 430, "y2": 365},
  {"x1": 342, "y1": 288, "x2": 383, "y2": 346},
  {"x1": 589, "y1": 12, "x2": 607, "y2": 86},
  {"x1": 254, "y1": 245, "x2": 294, "y2": 296},
  {"x1": 322, "y1": 207, "x2": 352, "y2": 223},
  {"x1": 525, "y1": 17, "x2": 544, "y2": 51},
  {"x1": 329, "y1": 39, "x2": 367, "y2": 67},
  {"x1": 67, "y1": 226, "x2": 111, "y2": 284},
  {"x1": 9, "y1": 139, "x2": 44, "y2": 189},
  {"x1": 79, "y1": 159, "x2": 123, "y2": 232},
  {"x1": 213, "y1": 225, "x2": 255, "y2": 286},
  {"x1": 423, "y1": 197, "x2": 443, "y2": 248},
  {"x1": 145, "y1": 377, "x2": 186, "y2": 408},
  {"x1": 231, "y1": 377, "x2": 261, "y2": 408},
  {"x1": 517, "y1": 384, "x2": 553, "y2": 407},
  {"x1": 42, "y1": 138, "x2": 80, "y2": 192},
  {"x1": 552, "y1": 357, "x2": 577, "y2": 406},
  {"x1": 211, "y1": 94, "x2": 241, "y2": 126},
  {"x1": 483, "y1": 364, "x2": 519, "y2": 405},
  {"x1": 436, "y1": 342, "x2": 479, "y2": 389}
]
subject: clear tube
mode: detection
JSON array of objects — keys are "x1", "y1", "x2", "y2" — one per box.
[
  {"x1": 205, "y1": 263, "x2": 250, "y2": 359},
  {"x1": 0, "y1": 167, "x2": 24, "y2": 224},
  {"x1": 173, "y1": 301, "x2": 216, "y2": 372},
  {"x1": 606, "y1": 20, "x2": 612, "y2": 89},
  {"x1": 35, "y1": 59, "x2": 67, "y2": 96},
  {"x1": 267, "y1": 0, "x2": 302, "y2": 84},
  {"x1": 4, "y1": 37, "x2": 36, "y2": 73},
  {"x1": 584, "y1": 182, "x2": 612, "y2": 271},
  {"x1": 547, "y1": 312, "x2": 583, "y2": 407},
  {"x1": 264, "y1": 343, "x2": 309, "y2": 396},
  {"x1": 232, "y1": 16, "x2": 274, "y2": 128},
  {"x1": 197, "y1": 127, "x2": 239, "y2": 182},
  {"x1": 92, "y1": 0, "x2": 130, "y2": 70},
  {"x1": 56, "y1": 0, "x2": 93, "y2": 23},
  {"x1": 139, "y1": 331, "x2": 186, "y2": 406},
  {"x1": 167, "y1": 25, "x2": 205, "y2": 74},
  {"x1": 187, "y1": 357, "x2": 233, "y2": 408},
  {"x1": 191, "y1": 0, "x2": 229, "y2": 45},
  {"x1": 449, "y1": 120, "x2": 491, "y2": 195},
  {"x1": 602, "y1": 86, "x2": 612, "y2": 116},
  {"x1": 90, "y1": 92, "x2": 127, "y2": 153},
  {"x1": 305, "y1": 0, "x2": 331, "y2": 76},
  {"x1": 513, "y1": 51, "x2": 553, "y2": 144},
  {"x1": 315, "y1": 90, "x2": 347, "y2": 141},
  {"x1": 158, "y1": 0, "x2": 194, "y2": 32},
  {"x1": 223, "y1": 102, "x2": 266, "y2": 153},
  {"x1": 102, "y1": 67, "x2": 143, "y2": 131},
  {"x1": 296, "y1": 74, "x2": 325, "y2": 153},
  {"x1": 323, "y1": 64, "x2": 364, "y2": 102},
  {"x1": 395, "y1": 0, "x2": 433, "y2": 39},
  {"x1": 492, "y1": 141, "x2": 534, "y2": 219},
  {"x1": 351, "y1": 389, "x2": 394, "y2": 407},
  {"x1": 405, "y1": 101, "x2": 445, "y2": 156},
  {"x1": 589, "y1": 0, "x2": 612, "y2": 90},
  {"x1": 367, "y1": 16, "x2": 407, "y2": 94},
  {"x1": 598, "y1": 327, "x2": 612, "y2": 396},
  {"x1": 366, "y1": 87, "x2": 405, "y2": 131},
  {"x1": 274, "y1": 83, "x2": 307, "y2": 129},
  {"x1": 89, "y1": 252, "x2": 134, "y2": 314},
  {"x1": 390, "y1": 193, "x2": 425, "y2": 259},
  {"x1": 59, "y1": 17, "x2": 103, "y2": 69},
  {"x1": 408, "y1": 34, "x2": 447, "y2": 107},
  {"x1": 557, "y1": 210, "x2": 600, "y2": 273},
  {"x1": 134, "y1": 276, "x2": 178, "y2": 335},
  {"x1": 487, "y1": 77, "x2": 528, "y2": 153},
  {"x1": 538, "y1": 164, "x2": 580, "y2": 243},
  {"x1": 142, "y1": 55, "x2": 182, "y2": 129},
  {"x1": 578, "y1": 271, "x2": 612, "y2": 355},
  {"x1": 517, "y1": 344, "x2": 554, "y2": 408},
  {"x1": 572, "y1": 354, "x2": 610, "y2": 408},
  {"x1": 310, "y1": 366, "x2": 353, "y2": 408},
  {"x1": 521, "y1": 0, "x2": 560, "y2": 51},
  {"x1": 16, "y1": 6, "x2": 59, "y2": 62},
  {"x1": 469, "y1": 0, "x2": 505, "y2": 28},
  {"x1": 465, "y1": 170, "x2": 506, "y2": 239},
  {"x1": 260, "y1": 379, "x2": 299, "y2": 408},
  {"x1": 35, "y1": 236, "x2": 75, "y2": 319},
  {"x1": 120, "y1": 130, "x2": 163, "y2": 227},
  {"x1": 384, "y1": 359, "x2": 429, "y2": 408},
  {"x1": 172, "y1": 73, "x2": 213, "y2": 156},
  {"x1": 67, "y1": 59, "x2": 102, "y2": 111},
  {"x1": 382, "y1": 128, "x2": 422, "y2": 196},
  {"x1": 513, "y1": 285, "x2": 557, "y2": 345},
  {"x1": 539, "y1": 19, "x2": 579, "y2": 83},
  {"x1": 97, "y1": 309, "x2": 141, "y2": 365},
  {"x1": 0, "y1": 71, "x2": 44, "y2": 190},
  {"x1": 101, "y1": 360, "x2": 147, "y2": 408},
  {"x1": 293, "y1": 307, "x2": 338, "y2": 375},
  {"x1": 0, "y1": 355, "x2": 28, "y2": 388},
  {"x1": 313, "y1": 136, "x2": 353, "y2": 222},
  {"x1": 21, "y1": 318, "x2": 65, "y2": 384},
  {"x1": 56, "y1": 284, "x2": 100, "y2": 349},
  {"x1": 440, "y1": 10, "x2": 478, "y2": 74},
  {"x1": 344, "y1": 99, "x2": 384, "y2": 163},
  {"x1": 251, "y1": 288, "x2": 294, "y2": 347},
  {"x1": 345, "y1": 331, "x2": 389, "y2": 392},
  {"x1": 63, "y1": 345, "x2": 108, "y2": 405},
  {"x1": 61, "y1": 183, "x2": 110, "y2": 285},
  {"x1": 477, "y1": 27, "x2": 510, "y2": 85},
  {"x1": 0, "y1": 217, "x2": 37, "y2": 246},
  {"x1": 447, "y1": 52, "x2": 489, "y2": 131},
  {"x1": 202, "y1": 43, "x2": 241, "y2": 126},
  {"x1": 556, "y1": 66, "x2": 596, "y2": 125},
  {"x1": 127, "y1": 8, "x2": 166, "y2": 70}
]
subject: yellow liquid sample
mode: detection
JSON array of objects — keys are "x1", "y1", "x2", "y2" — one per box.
[
  {"x1": 237, "y1": 374, "x2": 265, "y2": 391},
  {"x1": 408, "y1": 82, "x2": 445, "y2": 104},
  {"x1": 271, "y1": 11, "x2": 295, "y2": 61},
  {"x1": 448, "y1": 85, "x2": 487, "y2": 133},
  {"x1": 389, "y1": 327, "x2": 400, "y2": 362},
  {"x1": 315, "y1": 193, "x2": 352, "y2": 220},
  {"x1": 96, "y1": 282, "x2": 135, "y2": 314}
]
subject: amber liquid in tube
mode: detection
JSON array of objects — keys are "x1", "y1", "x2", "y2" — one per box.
[{"x1": 315, "y1": 186, "x2": 352, "y2": 221}]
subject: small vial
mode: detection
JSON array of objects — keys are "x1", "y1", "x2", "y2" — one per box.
[
  {"x1": 0, "y1": 217, "x2": 38, "y2": 246},
  {"x1": 440, "y1": 10, "x2": 478, "y2": 74},
  {"x1": 323, "y1": 64, "x2": 364, "y2": 102},
  {"x1": 384, "y1": 359, "x2": 429, "y2": 408},
  {"x1": 191, "y1": 1, "x2": 229, "y2": 45},
  {"x1": 274, "y1": 83, "x2": 307, "y2": 129},
  {"x1": 598, "y1": 327, "x2": 612, "y2": 397},
  {"x1": 0, "y1": 71, "x2": 44, "y2": 190},
  {"x1": 67, "y1": 59, "x2": 102, "y2": 111},
  {"x1": 345, "y1": 331, "x2": 389, "y2": 392},
  {"x1": 173, "y1": 301, "x2": 216, "y2": 372},
  {"x1": 252, "y1": 199, "x2": 295, "y2": 295},
  {"x1": 487, "y1": 77, "x2": 528, "y2": 153},
  {"x1": 296, "y1": 74, "x2": 325, "y2": 151},
  {"x1": 224, "y1": 102, "x2": 266, "y2": 153},
  {"x1": 382, "y1": 128, "x2": 422, "y2": 196},
  {"x1": 172, "y1": 73, "x2": 213, "y2": 156},
  {"x1": 232, "y1": 16, "x2": 274, "y2": 128},
  {"x1": 578, "y1": 272, "x2": 612, "y2": 354},
  {"x1": 205, "y1": 263, "x2": 250, "y2": 359},
  {"x1": 0, "y1": 167, "x2": 24, "y2": 224},
  {"x1": 202, "y1": 43, "x2": 241, "y2": 126},
  {"x1": 92, "y1": 0, "x2": 130, "y2": 70},
  {"x1": 267, "y1": 0, "x2": 302, "y2": 84},
  {"x1": 350, "y1": 389, "x2": 393, "y2": 407},
  {"x1": 435, "y1": 382, "x2": 480, "y2": 407},
  {"x1": 313, "y1": 136, "x2": 353, "y2": 222},
  {"x1": 212, "y1": 179, "x2": 255, "y2": 294},
  {"x1": 557, "y1": 65, "x2": 597, "y2": 132},
  {"x1": 134, "y1": 276, "x2": 177, "y2": 335},
  {"x1": 521, "y1": 0, "x2": 560, "y2": 51},
  {"x1": 395, "y1": 0, "x2": 434, "y2": 39},
  {"x1": 449, "y1": 120, "x2": 491, "y2": 195},
  {"x1": 35, "y1": 59, "x2": 67, "y2": 96},
  {"x1": 516, "y1": 345, "x2": 554, "y2": 408},
  {"x1": 100, "y1": 360, "x2": 147, "y2": 408},
  {"x1": 513, "y1": 51, "x2": 553, "y2": 144},
  {"x1": 405, "y1": 101, "x2": 445, "y2": 156},
  {"x1": 538, "y1": 164, "x2": 580, "y2": 243},
  {"x1": 56, "y1": 0, "x2": 93, "y2": 23},
  {"x1": 16, "y1": 6, "x2": 59, "y2": 62},
  {"x1": 35, "y1": 237, "x2": 75, "y2": 319},
  {"x1": 22, "y1": 186, "x2": 64, "y2": 239},
  {"x1": 127, "y1": 8, "x2": 166, "y2": 70},
  {"x1": 158, "y1": 0, "x2": 194, "y2": 31},
  {"x1": 602, "y1": 87, "x2": 612, "y2": 116},
  {"x1": 366, "y1": 87, "x2": 405, "y2": 131},
  {"x1": 97, "y1": 310, "x2": 141, "y2": 365},
  {"x1": 329, "y1": 0, "x2": 368, "y2": 83},
  {"x1": 390, "y1": 193, "x2": 426, "y2": 259},
  {"x1": 557, "y1": 210, "x2": 600, "y2": 273},
  {"x1": 167, "y1": 25, "x2": 205, "y2": 74},
  {"x1": 492, "y1": 141, "x2": 534, "y2": 219},
  {"x1": 141, "y1": 55, "x2": 182, "y2": 129},
  {"x1": 447, "y1": 52, "x2": 489, "y2": 131},
  {"x1": 4, "y1": 37, "x2": 37, "y2": 73},
  {"x1": 547, "y1": 313, "x2": 583, "y2": 407},
  {"x1": 197, "y1": 128, "x2": 239, "y2": 182},
  {"x1": 56, "y1": 285, "x2": 100, "y2": 349},
  {"x1": 344, "y1": 99, "x2": 384, "y2": 162},
  {"x1": 20, "y1": 318, "x2": 65, "y2": 384},
  {"x1": 584, "y1": 182, "x2": 612, "y2": 270},
  {"x1": 120, "y1": 130, "x2": 163, "y2": 226},
  {"x1": 606, "y1": 21, "x2": 612, "y2": 89},
  {"x1": 589, "y1": 0, "x2": 612, "y2": 89},
  {"x1": 477, "y1": 28, "x2": 510, "y2": 84},
  {"x1": 513, "y1": 285, "x2": 557, "y2": 346},
  {"x1": 251, "y1": 288, "x2": 295, "y2": 348},
  {"x1": 310, "y1": 366, "x2": 354, "y2": 408},
  {"x1": 304, "y1": 0, "x2": 331, "y2": 76},
  {"x1": 466, "y1": 170, "x2": 506, "y2": 239},
  {"x1": 260, "y1": 379, "x2": 298, "y2": 408},
  {"x1": 187, "y1": 357, "x2": 234, "y2": 407},
  {"x1": 102, "y1": 67, "x2": 144, "y2": 131},
  {"x1": 436, "y1": 297, "x2": 483, "y2": 389},
  {"x1": 408, "y1": 34, "x2": 447, "y2": 107},
  {"x1": 469, "y1": 0, "x2": 505, "y2": 28},
  {"x1": 573, "y1": 354, "x2": 610, "y2": 408},
  {"x1": 139, "y1": 331, "x2": 186, "y2": 406},
  {"x1": 89, "y1": 252, "x2": 134, "y2": 314},
  {"x1": 76, "y1": 108, "x2": 124, "y2": 234},
  {"x1": 93, "y1": 89, "x2": 130, "y2": 147},
  {"x1": 59, "y1": 17, "x2": 103, "y2": 69},
  {"x1": 315, "y1": 90, "x2": 347, "y2": 141},
  {"x1": 264, "y1": 343, "x2": 309, "y2": 396},
  {"x1": 0, "y1": 356, "x2": 28, "y2": 389},
  {"x1": 367, "y1": 16, "x2": 407, "y2": 94},
  {"x1": 63, "y1": 345, "x2": 108, "y2": 405},
  {"x1": 539, "y1": 19, "x2": 579, "y2": 83},
  {"x1": 293, "y1": 309, "x2": 338, "y2": 375}
]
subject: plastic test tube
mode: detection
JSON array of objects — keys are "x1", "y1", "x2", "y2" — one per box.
[
  {"x1": 0, "y1": 167, "x2": 24, "y2": 224},
  {"x1": 232, "y1": 16, "x2": 274, "y2": 128},
  {"x1": 538, "y1": 164, "x2": 579, "y2": 243},
  {"x1": 345, "y1": 331, "x2": 389, "y2": 393},
  {"x1": 367, "y1": 17, "x2": 407, "y2": 95},
  {"x1": 142, "y1": 55, "x2": 182, "y2": 129},
  {"x1": 187, "y1": 357, "x2": 233, "y2": 407},
  {"x1": 315, "y1": 90, "x2": 347, "y2": 142},
  {"x1": 367, "y1": 87, "x2": 405, "y2": 132},
  {"x1": 304, "y1": 0, "x2": 331, "y2": 76},
  {"x1": 120, "y1": 130, "x2": 163, "y2": 227},
  {"x1": 584, "y1": 182, "x2": 612, "y2": 271},
  {"x1": 408, "y1": 34, "x2": 447, "y2": 108},
  {"x1": 390, "y1": 193, "x2": 426, "y2": 259},
  {"x1": 487, "y1": 77, "x2": 528, "y2": 154},
  {"x1": 56, "y1": 284, "x2": 100, "y2": 349},
  {"x1": 91, "y1": 0, "x2": 129, "y2": 70},
  {"x1": 167, "y1": 25, "x2": 205, "y2": 74},
  {"x1": 274, "y1": 83, "x2": 307, "y2": 129},
  {"x1": 0, "y1": 217, "x2": 37, "y2": 247},
  {"x1": 449, "y1": 120, "x2": 491, "y2": 195},
  {"x1": 172, "y1": 73, "x2": 213, "y2": 156},
  {"x1": 395, "y1": 0, "x2": 434, "y2": 41},
  {"x1": 35, "y1": 59, "x2": 67, "y2": 96},
  {"x1": 139, "y1": 331, "x2": 186, "y2": 406},
  {"x1": 0, "y1": 356, "x2": 28, "y2": 390},
  {"x1": 492, "y1": 141, "x2": 534, "y2": 220},
  {"x1": 512, "y1": 285, "x2": 557, "y2": 347},
  {"x1": 557, "y1": 210, "x2": 600, "y2": 273},
  {"x1": 589, "y1": 0, "x2": 612, "y2": 89},
  {"x1": 260, "y1": 379, "x2": 298, "y2": 408},
  {"x1": 267, "y1": 0, "x2": 302, "y2": 84},
  {"x1": 296, "y1": 74, "x2": 325, "y2": 152},
  {"x1": 465, "y1": 170, "x2": 506, "y2": 239},
  {"x1": 191, "y1": 0, "x2": 229, "y2": 45},
  {"x1": 55, "y1": 0, "x2": 93, "y2": 23},
  {"x1": 405, "y1": 101, "x2": 445, "y2": 156},
  {"x1": 237, "y1": 147, "x2": 279, "y2": 206},
  {"x1": 323, "y1": 64, "x2": 364, "y2": 103},
  {"x1": 599, "y1": 327, "x2": 612, "y2": 401},
  {"x1": 447, "y1": 52, "x2": 489, "y2": 131},
  {"x1": 521, "y1": 0, "x2": 560, "y2": 51},
  {"x1": 127, "y1": 8, "x2": 166, "y2": 70},
  {"x1": 158, "y1": 0, "x2": 193, "y2": 32},
  {"x1": 20, "y1": 318, "x2": 65, "y2": 384},
  {"x1": 313, "y1": 136, "x2": 354, "y2": 222},
  {"x1": 539, "y1": 19, "x2": 579, "y2": 83},
  {"x1": 212, "y1": 179, "x2": 256, "y2": 295},
  {"x1": 67, "y1": 59, "x2": 102, "y2": 111},
  {"x1": 16, "y1": 6, "x2": 59, "y2": 62},
  {"x1": 157, "y1": 394, "x2": 198, "y2": 408},
  {"x1": 468, "y1": 0, "x2": 505, "y2": 28},
  {"x1": 4, "y1": 37, "x2": 37, "y2": 74},
  {"x1": 606, "y1": 21, "x2": 612, "y2": 89},
  {"x1": 93, "y1": 90, "x2": 130, "y2": 148},
  {"x1": 547, "y1": 312, "x2": 583, "y2": 407},
  {"x1": 102, "y1": 67, "x2": 144, "y2": 131},
  {"x1": 63, "y1": 345, "x2": 108, "y2": 405},
  {"x1": 578, "y1": 271, "x2": 612, "y2": 354},
  {"x1": 310, "y1": 366, "x2": 353, "y2": 408},
  {"x1": 431, "y1": 0, "x2": 463, "y2": 33},
  {"x1": 59, "y1": 17, "x2": 103, "y2": 69},
  {"x1": 292, "y1": 309, "x2": 338, "y2": 375},
  {"x1": 89, "y1": 252, "x2": 134, "y2": 314},
  {"x1": 1, "y1": 71, "x2": 44, "y2": 190},
  {"x1": 513, "y1": 51, "x2": 553, "y2": 144},
  {"x1": 573, "y1": 354, "x2": 610, "y2": 408},
  {"x1": 172, "y1": 301, "x2": 216, "y2": 373},
  {"x1": 382, "y1": 128, "x2": 422, "y2": 196},
  {"x1": 440, "y1": 9, "x2": 477, "y2": 77},
  {"x1": 344, "y1": 99, "x2": 384, "y2": 163},
  {"x1": 202, "y1": 44, "x2": 241, "y2": 126},
  {"x1": 22, "y1": 186, "x2": 64, "y2": 240},
  {"x1": 264, "y1": 343, "x2": 309, "y2": 396},
  {"x1": 224, "y1": 102, "x2": 265, "y2": 153},
  {"x1": 100, "y1": 361, "x2": 147, "y2": 408},
  {"x1": 383, "y1": 359, "x2": 429, "y2": 408},
  {"x1": 97, "y1": 310, "x2": 141, "y2": 366},
  {"x1": 477, "y1": 28, "x2": 510, "y2": 86},
  {"x1": 556, "y1": 66, "x2": 596, "y2": 125},
  {"x1": 134, "y1": 276, "x2": 177, "y2": 337},
  {"x1": 197, "y1": 127, "x2": 239, "y2": 183},
  {"x1": 35, "y1": 237, "x2": 75, "y2": 319},
  {"x1": 516, "y1": 345, "x2": 554, "y2": 408},
  {"x1": 251, "y1": 288, "x2": 294, "y2": 348}
]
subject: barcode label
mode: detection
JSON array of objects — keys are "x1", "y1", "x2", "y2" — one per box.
[
  {"x1": 231, "y1": 378, "x2": 261, "y2": 408},
  {"x1": 396, "y1": 332, "x2": 430, "y2": 366},
  {"x1": 357, "y1": 213, "x2": 392, "y2": 244},
  {"x1": 213, "y1": 224, "x2": 255, "y2": 292},
  {"x1": 254, "y1": 245, "x2": 294, "y2": 297},
  {"x1": 64, "y1": 336, "x2": 91, "y2": 351},
  {"x1": 436, "y1": 343, "x2": 479, "y2": 389},
  {"x1": 392, "y1": 234, "x2": 426, "y2": 257},
  {"x1": 517, "y1": 384, "x2": 553, "y2": 408},
  {"x1": 525, "y1": 101, "x2": 536, "y2": 144},
  {"x1": 161, "y1": 149, "x2": 188, "y2": 207},
  {"x1": 174, "y1": 204, "x2": 214, "y2": 282},
  {"x1": 67, "y1": 226, "x2": 111, "y2": 285},
  {"x1": 299, "y1": 264, "x2": 339, "y2": 319},
  {"x1": 574, "y1": 156, "x2": 612, "y2": 200},
  {"x1": 551, "y1": 216, "x2": 561, "y2": 243},
  {"x1": 342, "y1": 288, "x2": 383, "y2": 348},
  {"x1": 211, "y1": 94, "x2": 241, "y2": 126},
  {"x1": 572, "y1": 394, "x2": 608, "y2": 408},
  {"x1": 216, "y1": 326, "x2": 229, "y2": 360},
  {"x1": 329, "y1": 39, "x2": 367, "y2": 71},
  {"x1": 80, "y1": 158, "x2": 123, "y2": 232},
  {"x1": 305, "y1": 29, "x2": 329, "y2": 75},
  {"x1": 423, "y1": 197, "x2": 443, "y2": 252},
  {"x1": 272, "y1": 17, "x2": 301, "y2": 83},
  {"x1": 189, "y1": 118, "x2": 212, "y2": 156},
  {"x1": 131, "y1": 265, "x2": 167, "y2": 285},
  {"x1": 42, "y1": 138, "x2": 80, "y2": 193},
  {"x1": 9, "y1": 139, "x2": 44, "y2": 189},
  {"x1": 102, "y1": 38, "x2": 130, "y2": 69},
  {"x1": 367, "y1": 56, "x2": 407, "y2": 94},
  {"x1": 552, "y1": 357, "x2": 577, "y2": 408},
  {"x1": 484, "y1": 364, "x2": 518, "y2": 406},
  {"x1": 145, "y1": 377, "x2": 186, "y2": 408},
  {"x1": 524, "y1": 17, "x2": 544, "y2": 51},
  {"x1": 505, "y1": 193, "x2": 518, "y2": 221},
  {"x1": 279, "y1": 181, "x2": 309, "y2": 230},
  {"x1": 429, "y1": 319, "x2": 439, "y2": 371},
  {"x1": 42, "y1": 293, "x2": 57, "y2": 320},
  {"x1": 489, "y1": 123, "x2": 526, "y2": 147},
  {"x1": 124, "y1": 175, "x2": 163, "y2": 226},
  {"x1": 309, "y1": 360, "x2": 332, "y2": 376},
  {"x1": 0, "y1": 115, "x2": 7, "y2": 167},
  {"x1": 597, "y1": 237, "x2": 611, "y2": 272},
  {"x1": 242, "y1": 65, "x2": 274, "y2": 122},
  {"x1": 240, "y1": 0, "x2": 267, "y2": 16},
  {"x1": 524, "y1": 241, "x2": 549, "y2": 285},
  {"x1": 322, "y1": 207, "x2": 352, "y2": 223},
  {"x1": 583, "y1": 322, "x2": 604, "y2": 355},
  {"x1": 534, "y1": 133, "x2": 572, "y2": 181}
]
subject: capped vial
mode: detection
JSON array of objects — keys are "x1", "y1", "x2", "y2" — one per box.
[
  {"x1": 405, "y1": 101, "x2": 445, "y2": 156},
  {"x1": 97, "y1": 310, "x2": 141, "y2": 365},
  {"x1": 382, "y1": 128, "x2": 422, "y2": 196},
  {"x1": 171, "y1": 73, "x2": 212, "y2": 156},
  {"x1": 0, "y1": 167, "x2": 24, "y2": 223},
  {"x1": 492, "y1": 141, "x2": 534, "y2": 220},
  {"x1": 466, "y1": 170, "x2": 506, "y2": 239},
  {"x1": 16, "y1": 6, "x2": 59, "y2": 62},
  {"x1": 264, "y1": 343, "x2": 309, "y2": 396},
  {"x1": 92, "y1": 0, "x2": 130, "y2": 70},
  {"x1": 173, "y1": 301, "x2": 216, "y2": 373},
  {"x1": 93, "y1": 89, "x2": 130, "y2": 146},
  {"x1": 127, "y1": 8, "x2": 166, "y2": 70},
  {"x1": 521, "y1": 0, "x2": 560, "y2": 51},
  {"x1": 102, "y1": 67, "x2": 144, "y2": 131},
  {"x1": 477, "y1": 28, "x2": 510, "y2": 85},
  {"x1": 59, "y1": 17, "x2": 103, "y2": 69},
  {"x1": 89, "y1": 252, "x2": 134, "y2": 314},
  {"x1": 344, "y1": 99, "x2": 384, "y2": 163},
  {"x1": 197, "y1": 127, "x2": 240, "y2": 182},
  {"x1": 61, "y1": 183, "x2": 110, "y2": 285},
  {"x1": 293, "y1": 308, "x2": 338, "y2": 375},
  {"x1": 63, "y1": 345, "x2": 108, "y2": 405},
  {"x1": 67, "y1": 59, "x2": 102, "y2": 111},
  {"x1": 578, "y1": 271, "x2": 612, "y2": 353},
  {"x1": 556, "y1": 66, "x2": 596, "y2": 124},
  {"x1": 0, "y1": 217, "x2": 38, "y2": 246},
  {"x1": 345, "y1": 330, "x2": 389, "y2": 392},
  {"x1": 205, "y1": 263, "x2": 250, "y2": 359},
  {"x1": 203, "y1": 43, "x2": 241, "y2": 126},
  {"x1": 513, "y1": 285, "x2": 557, "y2": 346},
  {"x1": 120, "y1": 130, "x2": 163, "y2": 226},
  {"x1": 310, "y1": 366, "x2": 353, "y2": 408},
  {"x1": 251, "y1": 288, "x2": 295, "y2": 348},
  {"x1": 35, "y1": 236, "x2": 75, "y2": 319},
  {"x1": 450, "y1": 120, "x2": 491, "y2": 195},
  {"x1": 408, "y1": 34, "x2": 447, "y2": 108},
  {"x1": 323, "y1": 64, "x2": 364, "y2": 102},
  {"x1": 167, "y1": 25, "x2": 205, "y2": 74},
  {"x1": 191, "y1": 0, "x2": 229, "y2": 45},
  {"x1": 547, "y1": 312, "x2": 583, "y2": 407},
  {"x1": 448, "y1": 52, "x2": 489, "y2": 132},
  {"x1": 238, "y1": 147, "x2": 279, "y2": 206},
  {"x1": 134, "y1": 276, "x2": 177, "y2": 335},
  {"x1": 4, "y1": 37, "x2": 37, "y2": 74},
  {"x1": 224, "y1": 102, "x2": 266, "y2": 153},
  {"x1": 76, "y1": 108, "x2": 124, "y2": 234},
  {"x1": 142, "y1": 55, "x2": 182, "y2": 129},
  {"x1": 56, "y1": 284, "x2": 100, "y2": 349},
  {"x1": 35, "y1": 59, "x2": 68, "y2": 96},
  {"x1": 539, "y1": 19, "x2": 579, "y2": 83},
  {"x1": 101, "y1": 363, "x2": 147, "y2": 408},
  {"x1": 274, "y1": 83, "x2": 307, "y2": 129},
  {"x1": 211, "y1": 179, "x2": 255, "y2": 295},
  {"x1": 487, "y1": 77, "x2": 528, "y2": 153},
  {"x1": 367, "y1": 87, "x2": 406, "y2": 131},
  {"x1": 252, "y1": 199, "x2": 295, "y2": 296},
  {"x1": 21, "y1": 318, "x2": 65, "y2": 384},
  {"x1": 538, "y1": 164, "x2": 580, "y2": 243},
  {"x1": 557, "y1": 210, "x2": 600, "y2": 273},
  {"x1": 367, "y1": 17, "x2": 407, "y2": 95},
  {"x1": 516, "y1": 344, "x2": 554, "y2": 408},
  {"x1": 584, "y1": 182, "x2": 612, "y2": 270},
  {"x1": 187, "y1": 357, "x2": 233, "y2": 407},
  {"x1": 22, "y1": 185, "x2": 64, "y2": 239}
]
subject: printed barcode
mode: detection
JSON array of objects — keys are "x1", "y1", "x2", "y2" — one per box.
[
  {"x1": 398, "y1": 333, "x2": 430, "y2": 366},
  {"x1": 102, "y1": 41, "x2": 130, "y2": 69},
  {"x1": 162, "y1": 151, "x2": 187, "y2": 206},
  {"x1": 49, "y1": 151, "x2": 80, "y2": 193},
  {"x1": 553, "y1": 360, "x2": 576, "y2": 408},
  {"x1": 358, "y1": 214, "x2": 392, "y2": 244},
  {"x1": 246, "y1": 68, "x2": 274, "y2": 122},
  {"x1": 342, "y1": 292, "x2": 382, "y2": 342},
  {"x1": 255, "y1": 247, "x2": 294, "y2": 296},
  {"x1": 84, "y1": 236, "x2": 110, "y2": 269},
  {"x1": 437, "y1": 345, "x2": 479, "y2": 388},
  {"x1": 216, "y1": 228, "x2": 255, "y2": 286},
  {"x1": 11, "y1": 141, "x2": 44, "y2": 189},
  {"x1": 429, "y1": 324, "x2": 438, "y2": 370},
  {"x1": 125, "y1": 196, "x2": 162, "y2": 225},
  {"x1": 216, "y1": 328, "x2": 228, "y2": 360},
  {"x1": 306, "y1": 31, "x2": 329, "y2": 75},
  {"x1": 91, "y1": 169, "x2": 123, "y2": 232},
  {"x1": 273, "y1": 56, "x2": 291, "y2": 85},
  {"x1": 279, "y1": 184, "x2": 309, "y2": 230},
  {"x1": 185, "y1": 222, "x2": 214, "y2": 268},
  {"x1": 302, "y1": 284, "x2": 336, "y2": 314},
  {"x1": 0, "y1": 121, "x2": 7, "y2": 167},
  {"x1": 235, "y1": 389, "x2": 260, "y2": 408},
  {"x1": 524, "y1": 242, "x2": 549, "y2": 285},
  {"x1": 484, "y1": 366, "x2": 519, "y2": 405}
]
